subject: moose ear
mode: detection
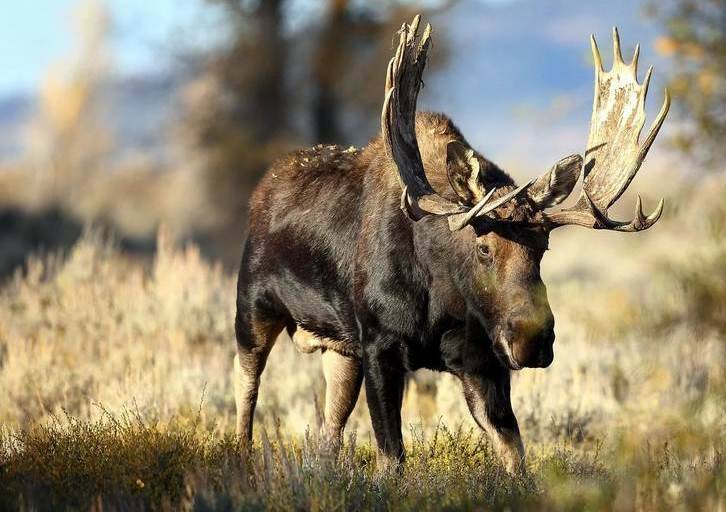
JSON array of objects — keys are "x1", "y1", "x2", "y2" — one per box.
[
  {"x1": 528, "y1": 154, "x2": 583, "y2": 208},
  {"x1": 446, "y1": 141, "x2": 482, "y2": 205}
]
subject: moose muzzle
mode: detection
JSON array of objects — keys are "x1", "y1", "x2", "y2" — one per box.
[{"x1": 504, "y1": 314, "x2": 555, "y2": 369}]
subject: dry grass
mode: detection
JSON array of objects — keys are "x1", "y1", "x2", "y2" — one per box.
[
  {"x1": 0, "y1": 174, "x2": 725, "y2": 510},
  {"x1": 0, "y1": 409, "x2": 722, "y2": 510}
]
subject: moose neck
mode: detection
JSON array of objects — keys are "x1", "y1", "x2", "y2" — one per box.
[{"x1": 411, "y1": 215, "x2": 479, "y2": 323}]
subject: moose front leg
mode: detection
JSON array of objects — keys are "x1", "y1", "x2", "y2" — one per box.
[
  {"x1": 459, "y1": 371, "x2": 524, "y2": 474},
  {"x1": 362, "y1": 340, "x2": 406, "y2": 469}
]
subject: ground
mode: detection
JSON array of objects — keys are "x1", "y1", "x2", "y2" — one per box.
[{"x1": 0, "y1": 171, "x2": 724, "y2": 510}]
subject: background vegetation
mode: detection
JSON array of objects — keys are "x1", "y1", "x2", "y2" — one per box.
[{"x1": 0, "y1": 0, "x2": 724, "y2": 510}]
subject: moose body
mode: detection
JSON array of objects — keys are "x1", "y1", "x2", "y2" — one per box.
[
  {"x1": 234, "y1": 17, "x2": 669, "y2": 471},
  {"x1": 236, "y1": 113, "x2": 536, "y2": 468}
]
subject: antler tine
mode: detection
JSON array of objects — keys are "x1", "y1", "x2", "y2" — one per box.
[
  {"x1": 639, "y1": 86, "x2": 670, "y2": 158},
  {"x1": 642, "y1": 64, "x2": 653, "y2": 93},
  {"x1": 631, "y1": 43, "x2": 640, "y2": 74},
  {"x1": 601, "y1": 195, "x2": 665, "y2": 232},
  {"x1": 419, "y1": 22, "x2": 432, "y2": 59},
  {"x1": 409, "y1": 13, "x2": 421, "y2": 39},
  {"x1": 591, "y1": 34, "x2": 603, "y2": 72},
  {"x1": 382, "y1": 16, "x2": 464, "y2": 219},
  {"x1": 542, "y1": 29, "x2": 669, "y2": 233},
  {"x1": 617, "y1": 84, "x2": 670, "y2": 213},
  {"x1": 477, "y1": 179, "x2": 535, "y2": 216},
  {"x1": 385, "y1": 56, "x2": 394, "y2": 91},
  {"x1": 612, "y1": 27, "x2": 624, "y2": 66},
  {"x1": 445, "y1": 180, "x2": 535, "y2": 231},
  {"x1": 546, "y1": 191, "x2": 664, "y2": 232},
  {"x1": 447, "y1": 187, "x2": 498, "y2": 231}
]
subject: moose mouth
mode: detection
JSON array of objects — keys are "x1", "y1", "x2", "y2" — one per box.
[
  {"x1": 492, "y1": 331, "x2": 523, "y2": 371},
  {"x1": 493, "y1": 329, "x2": 556, "y2": 370}
]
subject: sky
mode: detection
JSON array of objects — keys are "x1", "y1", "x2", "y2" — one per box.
[
  {"x1": 0, "y1": 0, "x2": 221, "y2": 97},
  {"x1": 0, "y1": 0, "x2": 673, "y2": 169},
  {"x1": 423, "y1": 0, "x2": 670, "y2": 172},
  {"x1": 1, "y1": 0, "x2": 665, "y2": 98}
]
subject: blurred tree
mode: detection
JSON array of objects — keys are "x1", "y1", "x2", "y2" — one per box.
[
  {"x1": 25, "y1": 0, "x2": 112, "y2": 208},
  {"x1": 648, "y1": 0, "x2": 726, "y2": 168},
  {"x1": 177, "y1": 0, "x2": 292, "y2": 262},
  {"x1": 0, "y1": 0, "x2": 113, "y2": 278},
  {"x1": 178, "y1": 0, "x2": 452, "y2": 263}
]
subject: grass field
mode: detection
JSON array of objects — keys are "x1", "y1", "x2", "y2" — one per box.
[{"x1": 1, "y1": 171, "x2": 725, "y2": 510}]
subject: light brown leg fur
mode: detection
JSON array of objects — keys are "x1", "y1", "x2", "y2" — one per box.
[
  {"x1": 234, "y1": 320, "x2": 284, "y2": 443},
  {"x1": 291, "y1": 328, "x2": 362, "y2": 450},
  {"x1": 321, "y1": 349, "x2": 362, "y2": 449}
]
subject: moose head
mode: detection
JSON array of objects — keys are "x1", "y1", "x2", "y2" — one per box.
[{"x1": 382, "y1": 17, "x2": 670, "y2": 369}]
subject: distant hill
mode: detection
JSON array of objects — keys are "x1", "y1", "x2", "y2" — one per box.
[
  {"x1": 0, "y1": 94, "x2": 32, "y2": 160},
  {"x1": 0, "y1": 73, "x2": 178, "y2": 164}
]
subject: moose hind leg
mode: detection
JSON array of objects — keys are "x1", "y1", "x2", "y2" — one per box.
[
  {"x1": 234, "y1": 312, "x2": 284, "y2": 443},
  {"x1": 362, "y1": 340, "x2": 406, "y2": 468},
  {"x1": 321, "y1": 349, "x2": 363, "y2": 451}
]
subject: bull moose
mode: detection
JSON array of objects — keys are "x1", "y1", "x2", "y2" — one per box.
[{"x1": 233, "y1": 16, "x2": 669, "y2": 472}]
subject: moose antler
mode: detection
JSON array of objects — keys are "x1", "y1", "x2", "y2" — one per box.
[
  {"x1": 382, "y1": 16, "x2": 532, "y2": 230},
  {"x1": 382, "y1": 16, "x2": 462, "y2": 217},
  {"x1": 545, "y1": 28, "x2": 670, "y2": 231}
]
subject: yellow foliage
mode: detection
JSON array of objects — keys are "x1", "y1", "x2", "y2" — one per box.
[
  {"x1": 38, "y1": 67, "x2": 88, "y2": 132},
  {"x1": 654, "y1": 36, "x2": 705, "y2": 60},
  {"x1": 698, "y1": 68, "x2": 718, "y2": 95},
  {"x1": 654, "y1": 36, "x2": 678, "y2": 56}
]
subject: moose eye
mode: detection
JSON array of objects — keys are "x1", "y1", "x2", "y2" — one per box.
[{"x1": 477, "y1": 244, "x2": 492, "y2": 263}]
